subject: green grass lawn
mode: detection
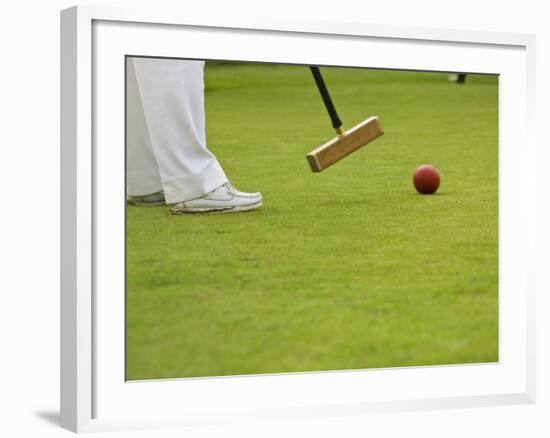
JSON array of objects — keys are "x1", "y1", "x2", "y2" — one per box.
[{"x1": 126, "y1": 63, "x2": 498, "y2": 380}]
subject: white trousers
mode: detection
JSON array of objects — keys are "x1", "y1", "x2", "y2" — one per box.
[{"x1": 126, "y1": 57, "x2": 228, "y2": 204}]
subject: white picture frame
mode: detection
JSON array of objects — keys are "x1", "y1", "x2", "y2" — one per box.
[{"x1": 60, "y1": 4, "x2": 536, "y2": 433}]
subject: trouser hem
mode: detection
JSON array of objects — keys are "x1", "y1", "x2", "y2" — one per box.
[
  {"x1": 163, "y1": 159, "x2": 228, "y2": 204},
  {"x1": 127, "y1": 170, "x2": 163, "y2": 197}
]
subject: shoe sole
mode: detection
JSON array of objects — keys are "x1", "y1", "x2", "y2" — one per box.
[
  {"x1": 170, "y1": 201, "x2": 263, "y2": 215},
  {"x1": 127, "y1": 200, "x2": 165, "y2": 206}
]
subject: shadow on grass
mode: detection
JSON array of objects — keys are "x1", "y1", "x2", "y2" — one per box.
[{"x1": 411, "y1": 191, "x2": 450, "y2": 197}]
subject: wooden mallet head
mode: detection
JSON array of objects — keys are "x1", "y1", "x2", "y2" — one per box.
[{"x1": 306, "y1": 116, "x2": 384, "y2": 172}]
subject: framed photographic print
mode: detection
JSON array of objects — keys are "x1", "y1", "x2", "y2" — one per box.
[{"x1": 60, "y1": 4, "x2": 536, "y2": 433}]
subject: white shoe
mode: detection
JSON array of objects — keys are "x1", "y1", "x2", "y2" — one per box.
[
  {"x1": 170, "y1": 182, "x2": 263, "y2": 214},
  {"x1": 127, "y1": 190, "x2": 165, "y2": 206}
]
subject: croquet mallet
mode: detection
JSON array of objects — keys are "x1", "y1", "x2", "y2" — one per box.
[{"x1": 306, "y1": 66, "x2": 384, "y2": 172}]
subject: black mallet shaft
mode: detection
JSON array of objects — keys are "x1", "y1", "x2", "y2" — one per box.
[{"x1": 310, "y1": 66, "x2": 345, "y2": 136}]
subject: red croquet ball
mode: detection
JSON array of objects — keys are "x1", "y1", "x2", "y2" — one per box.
[{"x1": 413, "y1": 165, "x2": 441, "y2": 194}]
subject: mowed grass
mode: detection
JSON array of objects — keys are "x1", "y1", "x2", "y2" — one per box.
[{"x1": 126, "y1": 63, "x2": 498, "y2": 380}]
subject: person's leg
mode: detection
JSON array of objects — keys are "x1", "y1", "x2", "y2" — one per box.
[
  {"x1": 126, "y1": 57, "x2": 165, "y2": 203},
  {"x1": 449, "y1": 72, "x2": 467, "y2": 84},
  {"x1": 457, "y1": 73, "x2": 467, "y2": 84},
  {"x1": 130, "y1": 57, "x2": 228, "y2": 204}
]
